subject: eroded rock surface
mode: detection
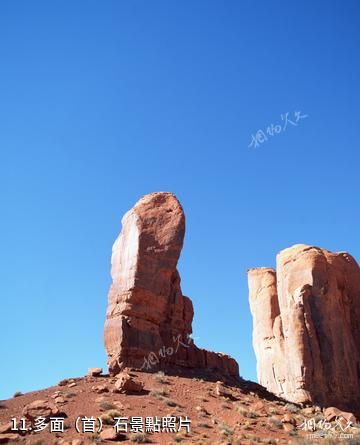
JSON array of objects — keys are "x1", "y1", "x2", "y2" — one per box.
[
  {"x1": 249, "y1": 244, "x2": 360, "y2": 414},
  {"x1": 104, "y1": 192, "x2": 238, "y2": 377}
]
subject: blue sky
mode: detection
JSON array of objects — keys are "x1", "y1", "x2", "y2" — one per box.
[{"x1": 1, "y1": 0, "x2": 359, "y2": 400}]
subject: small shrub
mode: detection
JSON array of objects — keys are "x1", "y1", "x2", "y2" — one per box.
[
  {"x1": 219, "y1": 422, "x2": 233, "y2": 436},
  {"x1": 153, "y1": 371, "x2": 167, "y2": 384},
  {"x1": 237, "y1": 406, "x2": 258, "y2": 418},
  {"x1": 150, "y1": 388, "x2": 167, "y2": 399},
  {"x1": 13, "y1": 391, "x2": 23, "y2": 398},
  {"x1": 197, "y1": 422, "x2": 211, "y2": 428},
  {"x1": 288, "y1": 429, "x2": 298, "y2": 436},
  {"x1": 99, "y1": 401, "x2": 117, "y2": 411},
  {"x1": 165, "y1": 398, "x2": 177, "y2": 407},
  {"x1": 100, "y1": 409, "x2": 122, "y2": 425},
  {"x1": 88, "y1": 433, "x2": 101, "y2": 445},
  {"x1": 130, "y1": 432, "x2": 149, "y2": 443},
  {"x1": 285, "y1": 403, "x2": 300, "y2": 413},
  {"x1": 237, "y1": 406, "x2": 248, "y2": 415}
]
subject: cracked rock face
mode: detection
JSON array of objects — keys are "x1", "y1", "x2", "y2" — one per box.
[
  {"x1": 104, "y1": 192, "x2": 239, "y2": 377},
  {"x1": 248, "y1": 244, "x2": 360, "y2": 413}
]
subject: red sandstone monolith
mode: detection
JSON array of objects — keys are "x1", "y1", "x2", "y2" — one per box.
[
  {"x1": 249, "y1": 244, "x2": 360, "y2": 414},
  {"x1": 104, "y1": 192, "x2": 239, "y2": 378}
]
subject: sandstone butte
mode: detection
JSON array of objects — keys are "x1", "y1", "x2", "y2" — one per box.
[
  {"x1": 248, "y1": 244, "x2": 360, "y2": 414},
  {"x1": 104, "y1": 192, "x2": 239, "y2": 378}
]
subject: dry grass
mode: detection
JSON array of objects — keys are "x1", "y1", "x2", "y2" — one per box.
[
  {"x1": 100, "y1": 409, "x2": 122, "y2": 425},
  {"x1": 153, "y1": 371, "x2": 167, "y2": 384},
  {"x1": 149, "y1": 388, "x2": 168, "y2": 399},
  {"x1": 285, "y1": 403, "x2": 301, "y2": 413},
  {"x1": 130, "y1": 432, "x2": 149, "y2": 443},
  {"x1": 237, "y1": 406, "x2": 258, "y2": 418},
  {"x1": 173, "y1": 432, "x2": 187, "y2": 442},
  {"x1": 218, "y1": 422, "x2": 233, "y2": 437},
  {"x1": 99, "y1": 401, "x2": 117, "y2": 411},
  {"x1": 88, "y1": 433, "x2": 101, "y2": 445}
]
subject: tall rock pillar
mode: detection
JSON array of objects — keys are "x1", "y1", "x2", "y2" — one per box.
[
  {"x1": 249, "y1": 244, "x2": 360, "y2": 413},
  {"x1": 104, "y1": 192, "x2": 239, "y2": 378}
]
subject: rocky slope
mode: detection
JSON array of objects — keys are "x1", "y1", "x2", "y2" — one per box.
[{"x1": 2, "y1": 368, "x2": 359, "y2": 444}]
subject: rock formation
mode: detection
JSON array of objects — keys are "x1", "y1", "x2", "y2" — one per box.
[
  {"x1": 104, "y1": 192, "x2": 239, "y2": 377},
  {"x1": 249, "y1": 244, "x2": 360, "y2": 413}
]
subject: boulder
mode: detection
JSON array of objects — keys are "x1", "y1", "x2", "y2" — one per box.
[
  {"x1": 100, "y1": 428, "x2": 126, "y2": 441},
  {"x1": 104, "y1": 192, "x2": 239, "y2": 377},
  {"x1": 22, "y1": 399, "x2": 59, "y2": 421},
  {"x1": 88, "y1": 368, "x2": 103, "y2": 377},
  {"x1": 114, "y1": 372, "x2": 144, "y2": 393},
  {"x1": 58, "y1": 379, "x2": 69, "y2": 386},
  {"x1": 249, "y1": 244, "x2": 360, "y2": 414},
  {"x1": 0, "y1": 424, "x2": 11, "y2": 435},
  {"x1": 91, "y1": 384, "x2": 109, "y2": 394},
  {"x1": 324, "y1": 407, "x2": 356, "y2": 424},
  {"x1": 301, "y1": 407, "x2": 315, "y2": 416},
  {"x1": 281, "y1": 414, "x2": 296, "y2": 425},
  {"x1": 215, "y1": 382, "x2": 232, "y2": 398},
  {"x1": 0, "y1": 434, "x2": 20, "y2": 444}
]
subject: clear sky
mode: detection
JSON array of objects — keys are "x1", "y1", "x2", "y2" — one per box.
[{"x1": 1, "y1": 0, "x2": 359, "y2": 400}]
